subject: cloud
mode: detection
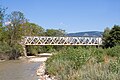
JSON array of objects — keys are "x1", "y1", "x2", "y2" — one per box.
[
  {"x1": 5, "y1": 21, "x2": 11, "y2": 25},
  {"x1": 60, "y1": 22, "x2": 64, "y2": 25},
  {"x1": 59, "y1": 22, "x2": 69, "y2": 28}
]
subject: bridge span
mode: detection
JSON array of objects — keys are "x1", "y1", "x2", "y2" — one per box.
[{"x1": 23, "y1": 36, "x2": 102, "y2": 45}]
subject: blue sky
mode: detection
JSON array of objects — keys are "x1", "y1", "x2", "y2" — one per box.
[{"x1": 1, "y1": 0, "x2": 120, "y2": 33}]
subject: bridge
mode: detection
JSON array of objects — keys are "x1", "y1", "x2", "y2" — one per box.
[
  {"x1": 22, "y1": 36, "x2": 102, "y2": 45},
  {"x1": 21, "y1": 36, "x2": 102, "y2": 56}
]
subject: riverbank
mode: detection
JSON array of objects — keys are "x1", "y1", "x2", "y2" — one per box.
[
  {"x1": 28, "y1": 53, "x2": 56, "y2": 80},
  {"x1": 36, "y1": 60, "x2": 56, "y2": 80},
  {"x1": 45, "y1": 46, "x2": 120, "y2": 80},
  {"x1": 20, "y1": 53, "x2": 54, "y2": 80}
]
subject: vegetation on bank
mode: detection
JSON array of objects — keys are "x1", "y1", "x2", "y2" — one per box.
[{"x1": 46, "y1": 46, "x2": 120, "y2": 80}]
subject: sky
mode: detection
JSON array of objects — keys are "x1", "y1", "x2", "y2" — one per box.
[{"x1": 0, "y1": 0, "x2": 120, "y2": 33}]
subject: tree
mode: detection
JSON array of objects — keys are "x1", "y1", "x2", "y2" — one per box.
[
  {"x1": 109, "y1": 25, "x2": 120, "y2": 46},
  {"x1": 103, "y1": 25, "x2": 120, "y2": 48},
  {"x1": 22, "y1": 22, "x2": 45, "y2": 36},
  {"x1": 0, "y1": 6, "x2": 7, "y2": 41},
  {"x1": 23, "y1": 22, "x2": 45, "y2": 55},
  {"x1": 45, "y1": 29, "x2": 65, "y2": 36},
  {"x1": 44, "y1": 29, "x2": 66, "y2": 52},
  {"x1": 102, "y1": 27, "x2": 111, "y2": 48},
  {"x1": 5, "y1": 11, "x2": 26, "y2": 46},
  {"x1": 0, "y1": 6, "x2": 7, "y2": 27},
  {"x1": 1, "y1": 11, "x2": 27, "y2": 58}
]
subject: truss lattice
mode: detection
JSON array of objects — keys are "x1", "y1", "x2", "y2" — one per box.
[{"x1": 22, "y1": 36, "x2": 102, "y2": 45}]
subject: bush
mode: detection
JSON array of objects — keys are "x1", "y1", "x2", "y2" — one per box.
[
  {"x1": 8, "y1": 44, "x2": 22, "y2": 60},
  {"x1": 78, "y1": 62, "x2": 120, "y2": 80},
  {"x1": 0, "y1": 42, "x2": 22, "y2": 60},
  {"x1": 46, "y1": 47, "x2": 91, "y2": 78},
  {"x1": 92, "y1": 48, "x2": 106, "y2": 62},
  {"x1": 107, "y1": 46, "x2": 120, "y2": 57},
  {"x1": 109, "y1": 57, "x2": 120, "y2": 74},
  {"x1": 46, "y1": 46, "x2": 120, "y2": 80},
  {"x1": 0, "y1": 42, "x2": 12, "y2": 60}
]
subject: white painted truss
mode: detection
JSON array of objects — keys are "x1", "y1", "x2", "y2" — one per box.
[{"x1": 22, "y1": 36, "x2": 102, "y2": 45}]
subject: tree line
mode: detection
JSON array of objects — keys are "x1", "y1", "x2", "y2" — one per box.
[{"x1": 0, "y1": 6, "x2": 120, "y2": 60}]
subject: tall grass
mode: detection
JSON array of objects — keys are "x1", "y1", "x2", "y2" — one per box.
[{"x1": 46, "y1": 46, "x2": 120, "y2": 80}]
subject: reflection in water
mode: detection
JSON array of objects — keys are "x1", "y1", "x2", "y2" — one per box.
[{"x1": 0, "y1": 60, "x2": 41, "y2": 80}]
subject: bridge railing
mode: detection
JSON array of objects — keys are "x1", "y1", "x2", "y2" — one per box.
[{"x1": 22, "y1": 36, "x2": 102, "y2": 45}]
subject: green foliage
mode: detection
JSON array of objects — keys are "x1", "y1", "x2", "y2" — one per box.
[
  {"x1": 46, "y1": 47, "x2": 91, "y2": 76},
  {"x1": 0, "y1": 5, "x2": 67, "y2": 59},
  {"x1": 107, "y1": 46, "x2": 120, "y2": 57},
  {"x1": 8, "y1": 43, "x2": 23, "y2": 60},
  {"x1": 22, "y1": 22, "x2": 45, "y2": 36},
  {"x1": 102, "y1": 27, "x2": 111, "y2": 48},
  {"x1": 6, "y1": 11, "x2": 26, "y2": 42},
  {"x1": 26, "y1": 46, "x2": 43, "y2": 55},
  {"x1": 0, "y1": 10, "x2": 46, "y2": 59},
  {"x1": 0, "y1": 6, "x2": 7, "y2": 27},
  {"x1": 0, "y1": 42, "x2": 11, "y2": 54},
  {"x1": 0, "y1": 42, "x2": 11, "y2": 60},
  {"x1": 109, "y1": 57, "x2": 120, "y2": 74},
  {"x1": 103, "y1": 25, "x2": 120, "y2": 48},
  {"x1": 0, "y1": 42, "x2": 22, "y2": 60},
  {"x1": 109, "y1": 25, "x2": 120, "y2": 46},
  {"x1": 45, "y1": 29, "x2": 65, "y2": 36},
  {"x1": 79, "y1": 62, "x2": 120, "y2": 80},
  {"x1": 46, "y1": 46, "x2": 120, "y2": 80},
  {"x1": 93, "y1": 48, "x2": 106, "y2": 62}
]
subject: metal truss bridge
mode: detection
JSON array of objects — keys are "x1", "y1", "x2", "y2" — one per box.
[{"x1": 22, "y1": 36, "x2": 102, "y2": 46}]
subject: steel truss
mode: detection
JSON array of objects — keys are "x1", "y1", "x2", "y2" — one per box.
[{"x1": 23, "y1": 36, "x2": 102, "y2": 45}]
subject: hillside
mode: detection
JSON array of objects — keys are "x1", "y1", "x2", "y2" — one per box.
[{"x1": 67, "y1": 31, "x2": 103, "y2": 37}]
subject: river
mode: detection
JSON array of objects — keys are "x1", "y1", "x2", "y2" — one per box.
[{"x1": 0, "y1": 60, "x2": 41, "y2": 80}]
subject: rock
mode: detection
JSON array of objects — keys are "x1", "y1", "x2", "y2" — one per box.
[
  {"x1": 37, "y1": 63, "x2": 45, "y2": 76},
  {"x1": 29, "y1": 57, "x2": 48, "y2": 62},
  {"x1": 36, "y1": 56, "x2": 56, "y2": 80},
  {"x1": 37, "y1": 53, "x2": 52, "y2": 57},
  {"x1": 0, "y1": 59, "x2": 5, "y2": 62}
]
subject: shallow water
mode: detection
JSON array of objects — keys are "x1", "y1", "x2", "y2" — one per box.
[{"x1": 0, "y1": 60, "x2": 40, "y2": 80}]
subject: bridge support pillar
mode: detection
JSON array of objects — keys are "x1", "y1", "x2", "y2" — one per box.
[
  {"x1": 22, "y1": 45, "x2": 27, "y2": 57},
  {"x1": 21, "y1": 36, "x2": 27, "y2": 57}
]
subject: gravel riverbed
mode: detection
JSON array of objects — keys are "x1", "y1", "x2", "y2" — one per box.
[{"x1": 28, "y1": 53, "x2": 56, "y2": 80}]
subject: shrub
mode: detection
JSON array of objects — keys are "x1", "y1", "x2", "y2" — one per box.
[
  {"x1": 46, "y1": 47, "x2": 91, "y2": 77},
  {"x1": 46, "y1": 46, "x2": 120, "y2": 80},
  {"x1": 78, "y1": 62, "x2": 120, "y2": 80},
  {"x1": 0, "y1": 42, "x2": 22, "y2": 60},
  {"x1": 8, "y1": 44, "x2": 22, "y2": 60},
  {"x1": 107, "y1": 46, "x2": 120, "y2": 57},
  {"x1": 0, "y1": 42, "x2": 11, "y2": 60},
  {"x1": 109, "y1": 57, "x2": 120, "y2": 74},
  {"x1": 92, "y1": 48, "x2": 106, "y2": 62}
]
